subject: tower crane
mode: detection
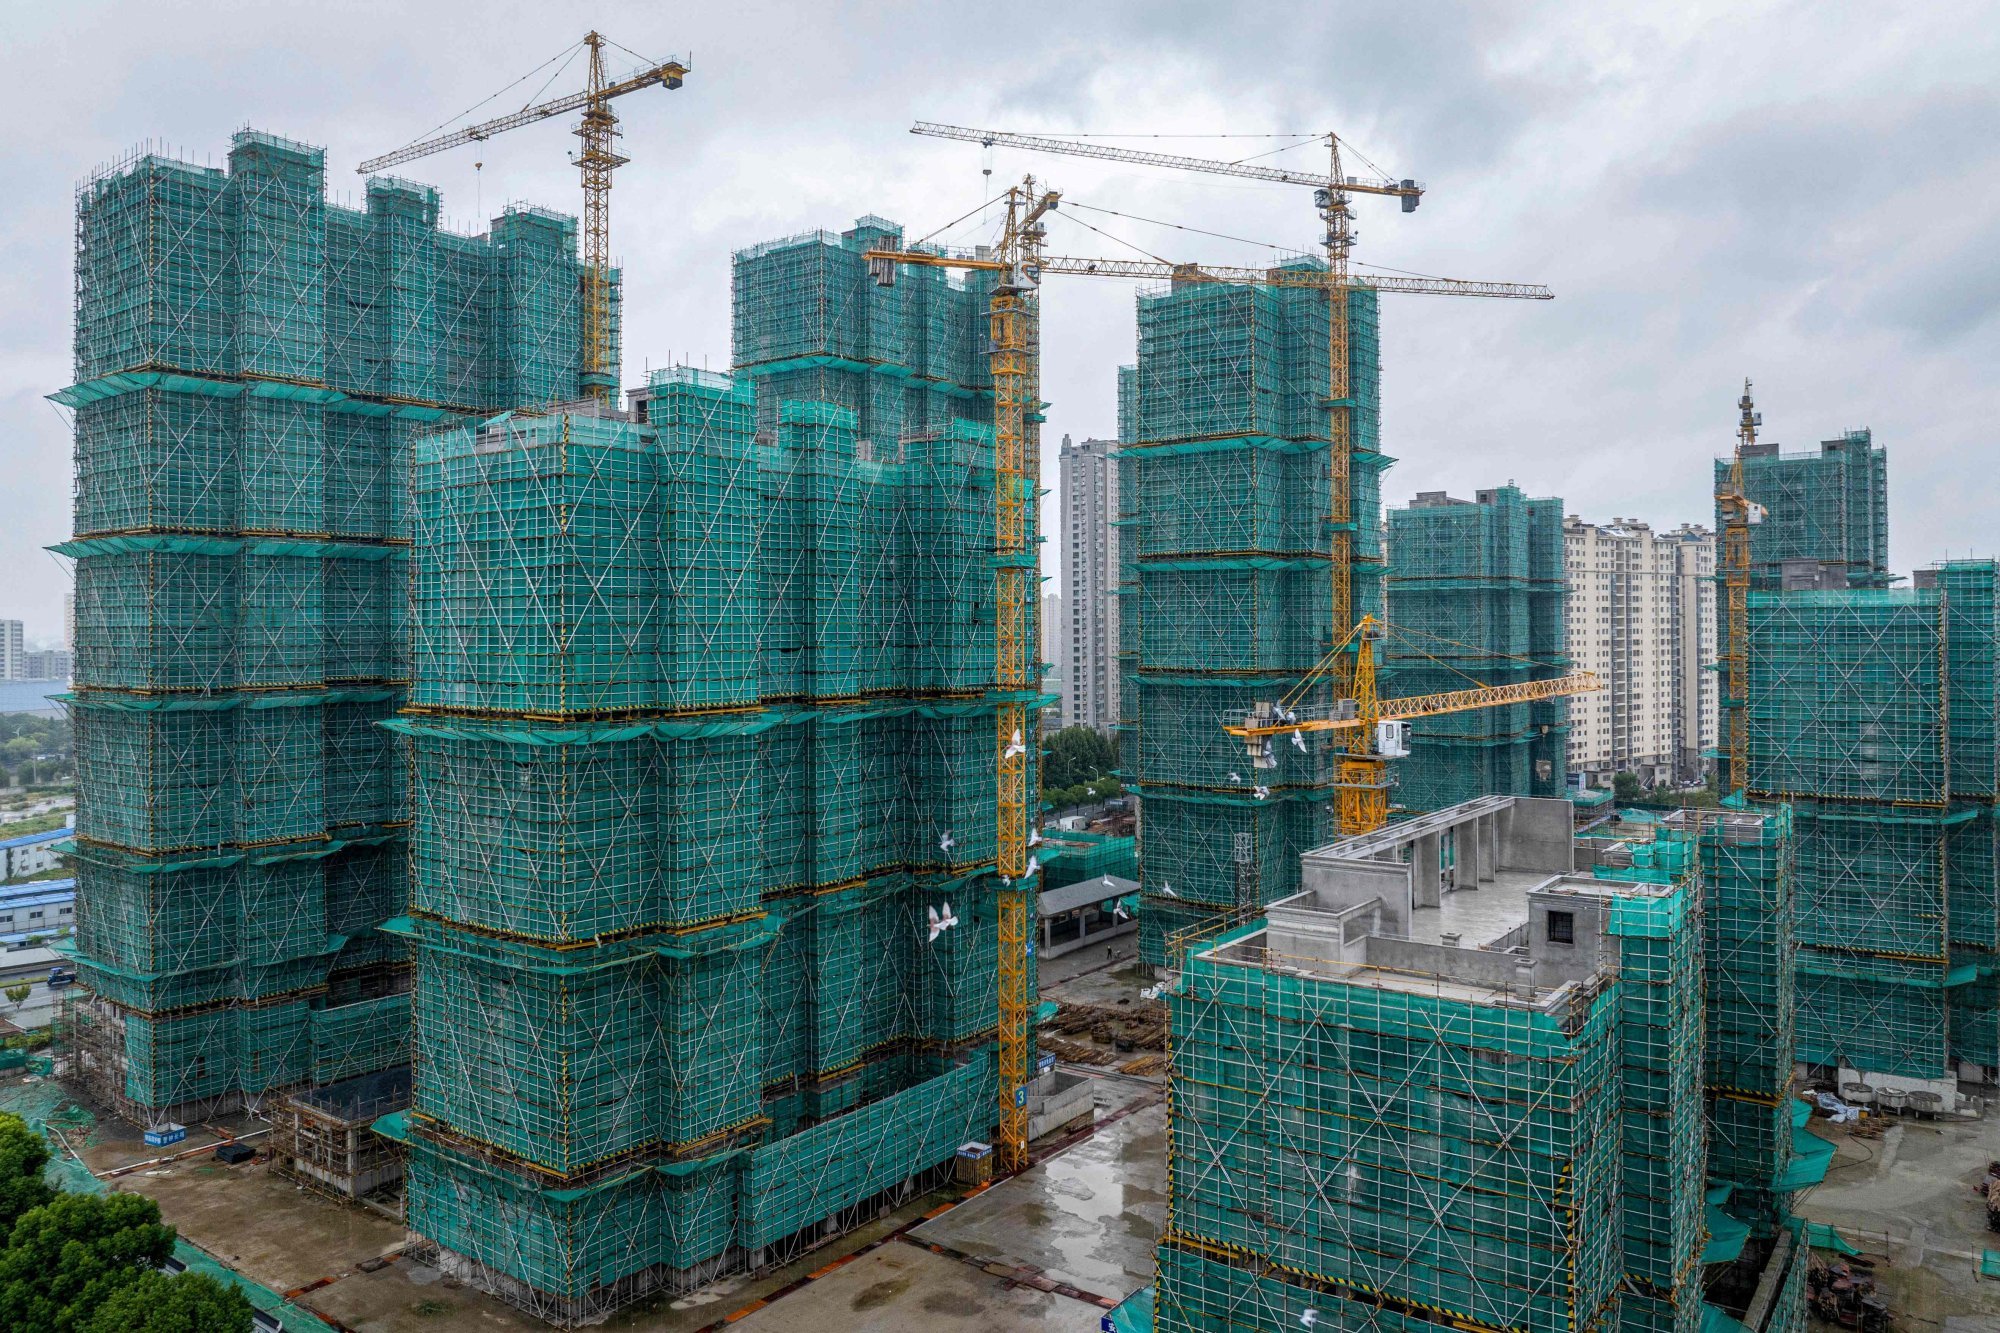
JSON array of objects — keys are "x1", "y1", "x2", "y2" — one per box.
[
  {"x1": 1223, "y1": 615, "x2": 1602, "y2": 840},
  {"x1": 358, "y1": 33, "x2": 689, "y2": 403},
  {"x1": 1716, "y1": 382, "x2": 1765, "y2": 797},
  {"x1": 874, "y1": 125, "x2": 1551, "y2": 1173}
]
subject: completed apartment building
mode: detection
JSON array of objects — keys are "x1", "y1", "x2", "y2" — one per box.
[
  {"x1": 1057, "y1": 434, "x2": 1119, "y2": 732},
  {"x1": 1565, "y1": 516, "x2": 1716, "y2": 788}
]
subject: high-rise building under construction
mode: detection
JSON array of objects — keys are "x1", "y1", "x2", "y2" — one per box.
[
  {"x1": 1120, "y1": 270, "x2": 1384, "y2": 962},
  {"x1": 54, "y1": 130, "x2": 603, "y2": 1132},
  {"x1": 1384, "y1": 485, "x2": 1568, "y2": 811},
  {"x1": 1719, "y1": 428, "x2": 1999, "y2": 1092},
  {"x1": 376, "y1": 216, "x2": 1030, "y2": 1324},
  {"x1": 1146, "y1": 796, "x2": 1814, "y2": 1333}
]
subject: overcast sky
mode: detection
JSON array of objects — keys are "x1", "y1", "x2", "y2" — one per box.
[{"x1": 3, "y1": 0, "x2": 1996, "y2": 644}]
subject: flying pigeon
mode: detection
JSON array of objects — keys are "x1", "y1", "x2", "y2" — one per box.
[
  {"x1": 1159, "y1": 882, "x2": 1178, "y2": 898},
  {"x1": 1228, "y1": 771, "x2": 1242, "y2": 783},
  {"x1": 938, "y1": 830, "x2": 956, "y2": 853},
  {"x1": 1302, "y1": 1312, "x2": 1319, "y2": 1329},
  {"x1": 1102, "y1": 876, "x2": 1118, "y2": 890},
  {"x1": 1254, "y1": 785, "x2": 1270, "y2": 801},
  {"x1": 1028, "y1": 828, "x2": 1043, "y2": 846},
  {"x1": 1023, "y1": 854, "x2": 1040, "y2": 879},
  {"x1": 1290, "y1": 729, "x2": 1307, "y2": 753},
  {"x1": 1112, "y1": 899, "x2": 1131, "y2": 921},
  {"x1": 1003, "y1": 729, "x2": 1027, "y2": 760},
  {"x1": 927, "y1": 902, "x2": 960, "y2": 942}
]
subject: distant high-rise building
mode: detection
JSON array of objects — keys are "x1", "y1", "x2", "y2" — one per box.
[
  {"x1": 1058, "y1": 434, "x2": 1119, "y2": 732},
  {"x1": 1564, "y1": 516, "x2": 1715, "y2": 788},
  {"x1": 0, "y1": 621, "x2": 23, "y2": 680},
  {"x1": 22, "y1": 649, "x2": 72, "y2": 681},
  {"x1": 63, "y1": 592, "x2": 74, "y2": 652},
  {"x1": 1041, "y1": 592, "x2": 1064, "y2": 724},
  {"x1": 1667, "y1": 524, "x2": 1719, "y2": 781}
]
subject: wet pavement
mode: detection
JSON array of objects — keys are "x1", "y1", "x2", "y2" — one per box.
[
  {"x1": 910, "y1": 1073, "x2": 1166, "y2": 1303},
  {"x1": 1796, "y1": 1100, "x2": 2000, "y2": 1327}
]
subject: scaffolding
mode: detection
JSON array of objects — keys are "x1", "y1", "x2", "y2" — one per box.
[
  {"x1": 1739, "y1": 566, "x2": 2000, "y2": 1081},
  {"x1": 1714, "y1": 434, "x2": 1889, "y2": 590},
  {"x1": 393, "y1": 216, "x2": 1041, "y2": 1325},
  {"x1": 1122, "y1": 283, "x2": 1387, "y2": 963},
  {"x1": 1153, "y1": 882, "x2": 1701, "y2": 1333},
  {"x1": 57, "y1": 128, "x2": 610, "y2": 1125},
  {"x1": 1385, "y1": 486, "x2": 1569, "y2": 811}
]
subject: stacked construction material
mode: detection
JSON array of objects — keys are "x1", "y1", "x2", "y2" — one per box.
[
  {"x1": 56, "y1": 130, "x2": 602, "y2": 1124},
  {"x1": 1385, "y1": 485, "x2": 1569, "y2": 810},
  {"x1": 1119, "y1": 271, "x2": 1384, "y2": 961}
]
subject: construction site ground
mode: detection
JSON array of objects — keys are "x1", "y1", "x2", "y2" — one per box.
[
  {"x1": 0, "y1": 950, "x2": 1168, "y2": 1332},
  {"x1": 1796, "y1": 1094, "x2": 2000, "y2": 1328}
]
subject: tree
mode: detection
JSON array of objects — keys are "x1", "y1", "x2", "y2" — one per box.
[
  {"x1": 1611, "y1": 771, "x2": 1644, "y2": 803},
  {"x1": 3, "y1": 985, "x2": 29, "y2": 1007},
  {"x1": 1041, "y1": 726, "x2": 1117, "y2": 794},
  {"x1": 83, "y1": 1271, "x2": 252, "y2": 1333},
  {"x1": 0, "y1": 1114, "x2": 53, "y2": 1236},
  {"x1": 0, "y1": 1192, "x2": 175, "y2": 1333}
]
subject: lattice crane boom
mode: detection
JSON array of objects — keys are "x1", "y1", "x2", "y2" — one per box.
[
  {"x1": 865, "y1": 249, "x2": 1552, "y2": 301},
  {"x1": 912, "y1": 122, "x2": 1423, "y2": 201},
  {"x1": 358, "y1": 33, "x2": 689, "y2": 402},
  {"x1": 1224, "y1": 672, "x2": 1604, "y2": 738},
  {"x1": 1221, "y1": 615, "x2": 1601, "y2": 840}
]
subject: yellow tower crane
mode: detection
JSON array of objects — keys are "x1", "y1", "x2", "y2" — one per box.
[
  {"x1": 873, "y1": 126, "x2": 1551, "y2": 1171},
  {"x1": 359, "y1": 33, "x2": 688, "y2": 402},
  {"x1": 1222, "y1": 615, "x2": 1602, "y2": 840},
  {"x1": 1717, "y1": 381, "x2": 1765, "y2": 797}
]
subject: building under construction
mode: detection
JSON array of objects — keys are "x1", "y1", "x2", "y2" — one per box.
[
  {"x1": 1120, "y1": 270, "x2": 1384, "y2": 961},
  {"x1": 373, "y1": 217, "x2": 1033, "y2": 1324},
  {"x1": 1148, "y1": 796, "x2": 1813, "y2": 1333},
  {"x1": 1385, "y1": 485, "x2": 1569, "y2": 811},
  {"x1": 1719, "y1": 432, "x2": 1999, "y2": 1090},
  {"x1": 53, "y1": 130, "x2": 602, "y2": 1132}
]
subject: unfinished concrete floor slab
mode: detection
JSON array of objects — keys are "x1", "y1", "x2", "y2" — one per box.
[{"x1": 910, "y1": 1075, "x2": 1165, "y2": 1303}]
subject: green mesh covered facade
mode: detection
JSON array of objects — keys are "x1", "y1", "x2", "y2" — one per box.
[
  {"x1": 1385, "y1": 485, "x2": 1568, "y2": 811},
  {"x1": 55, "y1": 130, "x2": 606, "y2": 1124},
  {"x1": 1742, "y1": 566, "x2": 2000, "y2": 1080},
  {"x1": 395, "y1": 211, "x2": 1038, "y2": 1323},
  {"x1": 1714, "y1": 433, "x2": 1889, "y2": 591},
  {"x1": 1122, "y1": 278, "x2": 1386, "y2": 962},
  {"x1": 1153, "y1": 880, "x2": 1703, "y2": 1333}
]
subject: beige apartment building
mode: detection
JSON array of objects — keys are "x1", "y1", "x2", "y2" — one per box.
[{"x1": 1564, "y1": 517, "x2": 1716, "y2": 789}]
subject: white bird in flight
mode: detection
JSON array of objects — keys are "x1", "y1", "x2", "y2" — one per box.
[
  {"x1": 1102, "y1": 875, "x2": 1118, "y2": 890},
  {"x1": 1003, "y1": 729, "x2": 1027, "y2": 760},
  {"x1": 1113, "y1": 899, "x2": 1131, "y2": 922},
  {"x1": 938, "y1": 830, "x2": 955, "y2": 853},
  {"x1": 927, "y1": 902, "x2": 960, "y2": 942},
  {"x1": 1228, "y1": 771, "x2": 1242, "y2": 783},
  {"x1": 1290, "y1": 729, "x2": 1307, "y2": 753},
  {"x1": 1158, "y1": 882, "x2": 1178, "y2": 898},
  {"x1": 1028, "y1": 828, "x2": 1043, "y2": 846},
  {"x1": 1254, "y1": 785, "x2": 1270, "y2": 801},
  {"x1": 1302, "y1": 1311, "x2": 1319, "y2": 1329}
]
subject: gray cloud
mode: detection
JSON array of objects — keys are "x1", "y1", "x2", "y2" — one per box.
[{"x1": 0, "y1": 0, "x2": 1995, "y2": 641}]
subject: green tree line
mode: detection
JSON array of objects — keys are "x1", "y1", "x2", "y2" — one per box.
[{"x1": 0, "y1": 1112, "x2": 251, "y2": 1331}]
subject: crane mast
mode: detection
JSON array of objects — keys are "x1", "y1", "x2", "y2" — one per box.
[
  {"x1": 1718, "y1": 381, "x2": 1762, "y2": 795},
  {"x1": 888, "y1": 124, "x2": 1547, "y2": 1171}
]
